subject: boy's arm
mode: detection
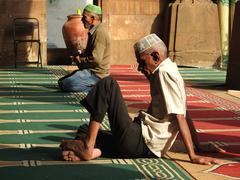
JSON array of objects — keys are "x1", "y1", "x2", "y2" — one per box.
[{"x1": 175, "y1": 114, "x2": 221, "y2": 165}]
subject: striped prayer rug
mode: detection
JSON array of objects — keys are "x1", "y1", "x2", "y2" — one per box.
[
  {"x1": 1, "y1": 65, "x2": 238, "y2": 179},
  {"x1": 0, "y1": 66, "x2": 192, "y2": 180}
]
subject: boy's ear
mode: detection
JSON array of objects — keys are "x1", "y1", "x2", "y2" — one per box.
[{"x1": 151, "y1": 52, "x2": 160, "y2": 62}]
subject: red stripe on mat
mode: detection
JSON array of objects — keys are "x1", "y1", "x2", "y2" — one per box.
[
  {"x1": 110, "y1": 69, "x2": 138, "y2": 74},
  {"x1": 187, "y1": 102, "x2": 218, "y2": 109},
  {"x1": 111, "y1": 71, "x2": 139, "y2": 75},
  {"x1": 187, "y1": 96, "x2": 202, "y2": 101},
  {"x1": 117, "y1": 81, "x2": 148, "y2": 86},
  {"x1": 128, "y1": 103, "x2": 149, "y2": 109},
  {"x1": 110, "y1": 65, "x2": 134, "y2": 69},
  {"x1": 123, "y1": 96, "x2": 151, "y2": 102},
  {"x1": 121, "y1": 91, "x2": 150, "y2": 95},
  {"x1": 113, "y1": 77, "x2": 147, "y2": 81},
  {"x1": 194, "y1": 120, "x2": 240, "y2": 129},
  {"x1": 198, "y1": 132, "x2": 240, "y2": 142},
  {"x1": 189, "y1": 110, "x2": 238, "y2": 118},
  {"x1": 119, "y1": 86, "x2": 149, "y2": 91}
]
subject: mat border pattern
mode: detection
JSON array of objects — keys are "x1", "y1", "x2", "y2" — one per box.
[{"x1": 187, "y1": 88, "x2": 240, "y2": 113}]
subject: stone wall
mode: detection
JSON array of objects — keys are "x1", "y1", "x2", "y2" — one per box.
[
  {"x1": 0, "y1": 0, "x2": 222, "y2": 68},
  {"x1": 0, "y1": 0, "x2": 46, "y2": 66},
  {"x1": 100, "y1": 0, "x2": 168, "y2": 65},
  {"x1": 167, "y1": 0, "x2": 221, "y2": 68},
  {"x1": 99, "y1": 0, "x2": 221, "y2": 67}
]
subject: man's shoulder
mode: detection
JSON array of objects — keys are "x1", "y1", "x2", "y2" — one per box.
[
  {"x1": 159, "y1": 59, "x2": 178, "y2": 73},
  {"x1": 159, "y1": 62, "x2": 183, "y2": 82},
  {"x1": 95, "y1": 23, "x2": 107, "y2": 33},
  {"x1": 94, "y1": 23, "x2": 110, "y2": 41}
]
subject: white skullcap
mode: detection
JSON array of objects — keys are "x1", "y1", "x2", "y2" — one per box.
[{"x1": 134, "y1": 34, "x2": 163, "y2": 54}]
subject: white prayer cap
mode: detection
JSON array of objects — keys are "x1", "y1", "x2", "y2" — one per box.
[{"x1": 134, "y1": 34, "x2": 163, "y2": 54}]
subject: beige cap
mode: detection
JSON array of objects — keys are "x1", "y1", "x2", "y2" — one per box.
[{"x1": 134, "y1": 34, "x2": 162, "y2": 54}]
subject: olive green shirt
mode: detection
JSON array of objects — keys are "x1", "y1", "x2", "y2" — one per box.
[{"x1": 79, "y1": 23, "x2": 111, "y2": 78}]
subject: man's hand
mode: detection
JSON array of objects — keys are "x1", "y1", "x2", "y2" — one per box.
[
  {"x1": 70, "y1": 50, "x2": 82, "y2": 65},
  {"x1": 70, "y1": 55, "x2": 81, "y2": 65},
  {"x1": 191, "y1": 154, "x2": 222, "y2": 165}
]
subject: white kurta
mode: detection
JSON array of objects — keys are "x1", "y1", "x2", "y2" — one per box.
[{"x1": 141, "y1": 58, "x2": 186, "y2": 157}]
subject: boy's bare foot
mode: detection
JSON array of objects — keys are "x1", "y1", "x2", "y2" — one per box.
[{"x1": 60, "y1": 139, "x2": 102, "y2": 161}]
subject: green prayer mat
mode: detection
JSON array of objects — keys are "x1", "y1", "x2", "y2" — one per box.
[
  {"x1": 0, "y1": 66, "x2": 192, "y2": 180},
  {"x1": 179, "y1": 66, "x2": 226, "y2": 86}
]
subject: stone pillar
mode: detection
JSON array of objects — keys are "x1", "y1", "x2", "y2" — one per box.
[
  {"x1": 217, "y1": 0, "x2": 238, "y2": 69},
  {"x1": 218, "y1": 0, "x2": 230, "y2": 69},
  {"x1": 226, "y1": 1, "x2": 240, "y2": 89}
]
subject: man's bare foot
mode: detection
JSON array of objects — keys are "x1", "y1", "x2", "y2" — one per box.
[
  {"x1": 60, "y1": 139, "x2": 91, "y2": 160},
  {"x1": 60, "y1": 139, "x2": 102, "y2": 161},
  {"x1": 62, "y1": 150, "x2": 81, "y2": 161}
]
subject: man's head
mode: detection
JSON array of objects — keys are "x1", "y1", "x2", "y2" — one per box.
[
  {"x1": 134, "y1": 34, "x2": 167, "y2": 77},
  {"x1": 82, "y1": 4, "x2": 102, "y2": 29}
]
